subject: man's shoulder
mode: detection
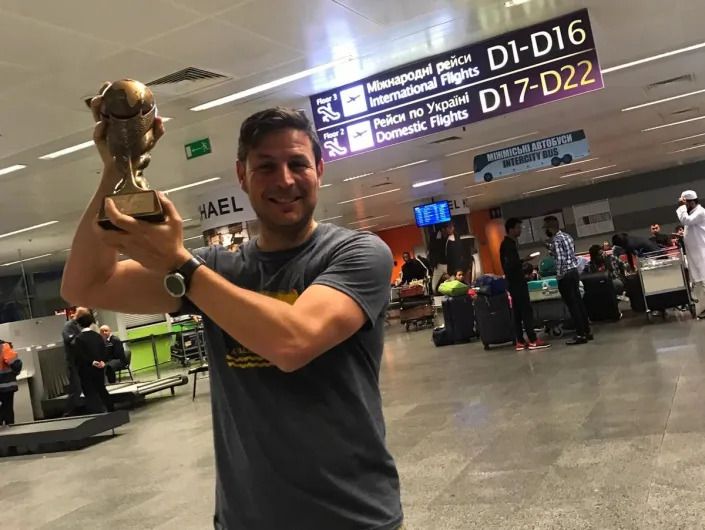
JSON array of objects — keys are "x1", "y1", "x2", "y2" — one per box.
[{"x1": 317, "y1": 223, "x2": 391, "y2": 259}]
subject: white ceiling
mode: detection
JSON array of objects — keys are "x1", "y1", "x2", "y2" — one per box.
[{"x1": 1, "y1": 0, "x2": 705, "y2": 274}]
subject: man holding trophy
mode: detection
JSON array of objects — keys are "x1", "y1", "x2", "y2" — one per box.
[{"x1": 61, "y1": 81, "x2": 403, "y2": 530}]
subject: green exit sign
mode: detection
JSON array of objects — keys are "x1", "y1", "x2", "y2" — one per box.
[{"x1": 185, "y1": 138, "x2": 212, "y2": 160}]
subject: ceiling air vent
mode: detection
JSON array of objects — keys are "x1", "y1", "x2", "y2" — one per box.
[
  {"x1": 645, "y1": 74, "x2": 696, "y2": 96},
  {"x1": 428, "y1": 135, "x2": 462, "y2": 145},
  {"x1": 659, "y1": 106, "x2": 701, "y2": 121},
  {"x1": 82, "y1": 67, "x2": 232, "y2": 108},
  {"x1": 147, "y1": 67, "x2": 231, "y2": 97}
]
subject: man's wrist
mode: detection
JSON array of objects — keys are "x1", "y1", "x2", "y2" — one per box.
[{"x1": 170, "y1": 248, "x2": 194, "y2": 272}]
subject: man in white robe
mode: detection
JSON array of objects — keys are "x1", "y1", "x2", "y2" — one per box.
[{"x1": 677, "y1": 190, "x2": 705, "y2": 317}]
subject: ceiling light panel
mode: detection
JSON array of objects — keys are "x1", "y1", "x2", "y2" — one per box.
[
  {"x1": 190, "y1": 57, "x2": 353, "y2": 112},
  {"x1": 622, "y1": 88, "x2": 705, "y2": 112},
  {"x1": 164, "y1": 177, "x2": 221, "y2": 193},
  {"x1": 0, "y1": 220, "x2": 58, "y2": 240},
  {"x1": 446, "y1": 132, "x2": 538, "y2": 157},
  {"x1": 338, "y1": 188, "x2": 401, "y2": 204}
]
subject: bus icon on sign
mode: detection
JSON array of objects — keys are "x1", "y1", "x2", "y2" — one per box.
[{"x1": 339, "y1": 85, "x2": 367, "y2": 117}]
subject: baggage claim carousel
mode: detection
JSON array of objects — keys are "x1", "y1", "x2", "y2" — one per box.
[{"x1": 0, "y1": 343, "x2": 189, "y2": 455}]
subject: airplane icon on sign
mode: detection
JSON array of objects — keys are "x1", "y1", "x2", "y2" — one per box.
[{"x1": 340, "y1": 85, "x2": 367, "y2": 117}]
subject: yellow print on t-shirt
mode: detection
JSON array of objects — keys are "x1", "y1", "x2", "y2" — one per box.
[{"x1": 226, "y1": 290, "x2": 300, "y2": 369}]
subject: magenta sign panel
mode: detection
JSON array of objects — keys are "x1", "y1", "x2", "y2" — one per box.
[{"x1": 310, "y1": 9, "x2": 603, "y2": 162}]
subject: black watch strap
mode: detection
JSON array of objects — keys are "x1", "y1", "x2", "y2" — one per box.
[{"x1": 175, "y1": 255, "x2": 205, "y2": 292}]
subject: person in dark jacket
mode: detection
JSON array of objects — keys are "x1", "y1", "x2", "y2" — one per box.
[
  {"x1": 62, "y1": 306, "x2": 90, "y2": 416},
  {"x1": 650, "y1": 224, "x2": 672, "y2": 248},
  {"x1": 612, "y1": 233, "x2": 661, "y2": 271},
  {"x1": 99, "y1": 325, "x2": 127, "y2": 384},
  {"x1": 499, "y1": 218, "x2": 550, "y2": 351},
  {"x1": 0, "y1": 340, "x2": 22, "y2": 425},
  {"x1": 400, "y1": 252, "x2": 428, "y2": 284},
  {"x1": 73, "y1": 313, "x2": 113, "y2": 414}
]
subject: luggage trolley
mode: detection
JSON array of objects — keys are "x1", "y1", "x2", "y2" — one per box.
[
  {"x1": 399, "y1": 281, "x2": 435, "y2": 331},
  {"x1": 637, "y1": 248, "x2": 696, "y2": 322}
]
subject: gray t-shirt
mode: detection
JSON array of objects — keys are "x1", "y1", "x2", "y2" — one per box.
[{"x1": 181, "y1": 223, "x2": 402, "y2": 530}]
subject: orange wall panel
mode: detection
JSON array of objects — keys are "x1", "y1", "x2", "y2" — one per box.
[
  {"x1": 470, "y1": 210, "x2": 504, "y2": 275},
  {"x1": 375, "y1": 225, "x2": 425, "y2": 282}
]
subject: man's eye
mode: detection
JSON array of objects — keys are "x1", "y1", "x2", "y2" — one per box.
[{"x1": 258, "y1": 164, "x2": 275, "y2": 172}]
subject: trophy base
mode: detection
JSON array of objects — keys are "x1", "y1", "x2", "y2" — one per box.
[{"x1": 98, "y1": 189, "x2": 165, "y2": 231}]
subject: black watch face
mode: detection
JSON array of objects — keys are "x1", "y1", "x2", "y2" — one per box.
[{"x1": 165, "y1": 274, "x2": 186, "y2": 297}]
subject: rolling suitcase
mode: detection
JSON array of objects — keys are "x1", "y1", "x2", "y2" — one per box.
[
  {"x1": 581, "y1": 272, "x2": 621, "y2": 321},
  {"x1": 623, "y1": 274, "x2": 646, "y2": 313},
  {"x1": 441, "y1": 295, "x2": 476, "y2": 343},
  {"x1": 474, "y1": 292, "x2": 515, "y2": 350}
]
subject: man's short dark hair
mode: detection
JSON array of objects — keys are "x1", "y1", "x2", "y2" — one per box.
[
  {"x1": 543, "y1": 215, "x2": 559, "y2": 225},
  {"x1": 505, "y1": 217, "x2": 522, "y2": 232},
  {"x1": 589, "y1": 244, "x2": 602, "y2": 260},
  {"x1": 612, "y1": 233, "x2": 628, "y2": 247},
  {"x1": 76, "y1": 313, "x2": 94, "y2": 328},
  {"x1": 676, "y1": 224, "x2": 685, "y2": 231},
  {"x1": 237, "y1": 107, "x2": 322, "y2": 165}
]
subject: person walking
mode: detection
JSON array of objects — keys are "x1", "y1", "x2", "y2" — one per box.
[
  {"x1": 677, "y1": 190, "x2": 705, "y2": 318},
  {"x1": 500, "y1": 218, "x2": 550, "y2": 351},
  {"x1": 544, "y1": 216, "x2": 592, "y2": 345}
]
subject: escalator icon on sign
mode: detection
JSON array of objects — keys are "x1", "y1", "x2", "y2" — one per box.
[
  {"x1": 323, "y1": 137, "x2": 348, "y2": 158},
  {"x1": 316, "y1": 103, "x2": 341, "y2": 123}
]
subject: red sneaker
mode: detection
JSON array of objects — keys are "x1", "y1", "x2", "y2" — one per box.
[
  {"x1": 528, "y1": 339, "x2": 551, "y2": 350},
  {"x1": 515, "y1": 341, "x2": 528, "y2": 352}
]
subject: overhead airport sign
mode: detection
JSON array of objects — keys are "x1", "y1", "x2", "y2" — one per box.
[
  {"x1": 310, "y1": 9, "x2": 602, "y2": 162},
  {"x1": 473, "y1": 130, "x2": 589, "y2": 182}
]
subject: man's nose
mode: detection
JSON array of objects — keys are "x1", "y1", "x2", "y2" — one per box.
[{"x1": 273, "y1": 164, "x2": 296, "y2": 187}]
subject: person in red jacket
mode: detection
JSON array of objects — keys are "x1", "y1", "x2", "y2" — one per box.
[{"x1": 0, "y1": 340, "x2": 22, "y2": 425}]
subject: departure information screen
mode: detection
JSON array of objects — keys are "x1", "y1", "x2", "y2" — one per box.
[
  {"x1": 310, "y1": 9, "x2": 603, "y2": 162},
  {"x1": 414, "y1": 201, "x2": 451, "y2": 227}
]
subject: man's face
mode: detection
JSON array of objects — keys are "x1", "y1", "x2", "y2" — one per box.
[
  {"x1": 100, "y1": 326, "x2": 111, "y2": 339},
  {"x1": 455, "y1": 270, "x2": 465, "y2": 281},
  {"x1": 237, "y1": 129, "x2": 322, "y2": 231},
  {"x1": 402, "y1": 253, "x2": 410, "y2": 262},
  {"x1": 687, "y1": 200, "x2": 697, "y2": 212},
  {"x1": 678, "y1": 227, "x2": 685, "y2": 237},
  {"x1": 445, "y1": 224, "x2": 455, "y2": 236},
  {"x1": 510, "y1": 224, "x2": 522, "y2": 238},
  {"x1": 651, "y1": 224, "x2": 660, "y2": 235}
]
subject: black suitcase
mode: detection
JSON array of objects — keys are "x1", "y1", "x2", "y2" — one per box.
[
  {"x1": 623, "y1": 274, "x2": 646, "y2": 313},
  {"x1": 432, "y1": 326, "x2": 453, "y2": 347},
  {"x1": 441, "y1": 295, "x2": 476, "y2": 343},
  {"x1": 474, "y1": 292, "x2": 515, "y2": 350},
  {"x1": 581, "y1": 272, "x2": 621, "y2": 321}
]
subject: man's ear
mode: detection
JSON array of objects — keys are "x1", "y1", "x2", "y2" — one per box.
[
  {"x1": 316, "y1": 159, "x2": 324, "y2": 187},
  {"x1": 236, "y1": 160, "x2": 248, "y2": 193}
]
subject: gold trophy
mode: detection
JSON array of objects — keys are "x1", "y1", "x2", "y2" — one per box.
[{"x1": 97, "y1": 79, "x2": 165, "y2": 230}]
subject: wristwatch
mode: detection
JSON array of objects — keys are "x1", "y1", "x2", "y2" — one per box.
[{"x1": 164, "y1": 255, "x2": 205, "y2": 298}]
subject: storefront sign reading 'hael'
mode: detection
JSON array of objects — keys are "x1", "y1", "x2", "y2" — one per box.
[
  {"x1": 309, "y1": 9, "x2": 603, "y2": 162},
  {"x1": 196, "y1": 185, "x2": 257, "y2": 232}
]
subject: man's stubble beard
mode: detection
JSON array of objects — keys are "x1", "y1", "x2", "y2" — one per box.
[{"x1": 253, "y1": 200, "x2": 317, "y2": 240}]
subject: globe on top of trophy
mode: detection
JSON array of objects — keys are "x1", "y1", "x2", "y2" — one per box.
[
  {"x1": 97, "y1": 79, "x2": 165, "y2": 230},
  {"x1": 101, "y1": 79, "x2": 155, "y2": 120}
]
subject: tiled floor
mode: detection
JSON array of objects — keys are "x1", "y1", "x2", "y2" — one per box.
[{"x1": 4, "y1": 312, "x2": 705, "y2": 529}]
